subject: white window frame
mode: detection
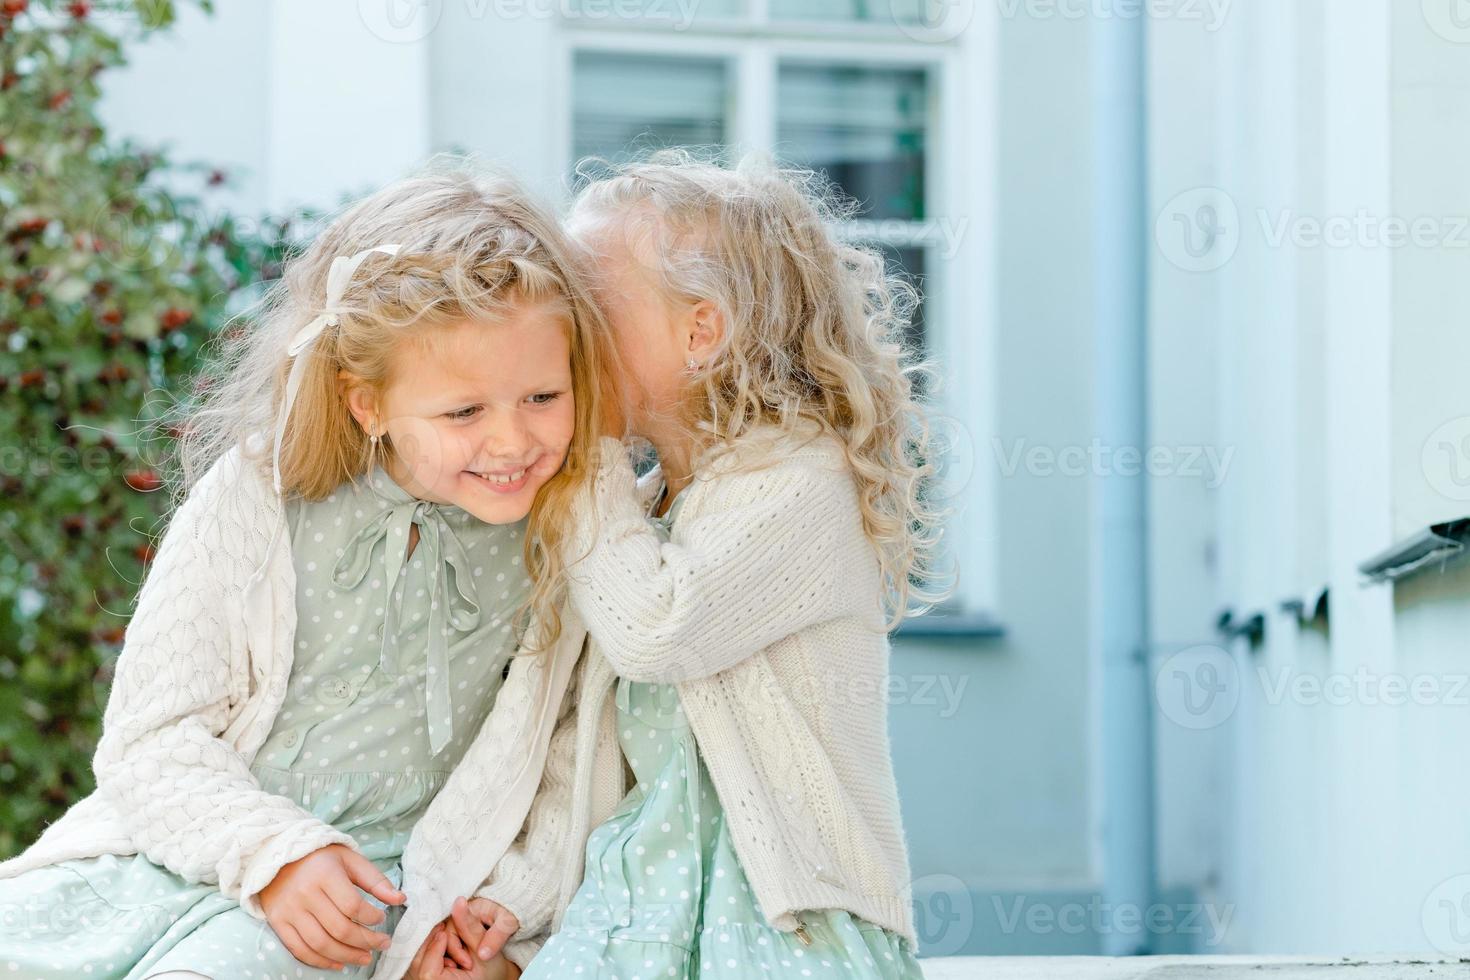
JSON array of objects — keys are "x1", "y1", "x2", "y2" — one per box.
[{"x1": 553, "y1": 11, "x2": 999, "y2": 623}]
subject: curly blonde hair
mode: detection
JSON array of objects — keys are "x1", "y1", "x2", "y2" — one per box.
[
  {"x1": 168, "y1": 157, "x2": 614, "y2": 651},
  {"x1": 569, "y1": 150, "x2": 951, "y2": 625}
]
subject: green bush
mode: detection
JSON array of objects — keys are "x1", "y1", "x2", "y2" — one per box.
[{"x1": 0, "y1": 0, "x2": 290, "y2": 857}]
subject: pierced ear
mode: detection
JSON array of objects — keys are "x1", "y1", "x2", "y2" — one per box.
[
  {"x1": 688, "y1": 300, "x2": 725, "y2": 363},
  {"x1": 339, "y1": 370, "x2": 379, "y2": 435}
]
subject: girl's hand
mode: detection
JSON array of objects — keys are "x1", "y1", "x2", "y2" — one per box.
[
  {"x1": 258, "y1": 843, "x2": 404, "y2": 971},
  {"x1": 450, "y1": 896, "x2": 520, "y2": 962},
  {"x1": 408, "y1": 921, "x2": 522, "y2": 980}
]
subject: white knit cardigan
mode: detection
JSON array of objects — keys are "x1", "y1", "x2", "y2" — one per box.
[
  {"x1": 475, "y1": 429, "x2": 919, "y2": 953},
  {"x1": 0, "y1": 445, "x2": 588, "y2": 980}
]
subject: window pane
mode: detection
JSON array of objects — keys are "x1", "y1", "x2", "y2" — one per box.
[
  {"x1": 776, "y1": 64, "x2": 927, "y2": 221},
  {"x1": 572, "y1": 52, "x2": 730, "y2": 165},
  {"x1": 770, "y1": 0, "x2": 926, "y2": 24}
]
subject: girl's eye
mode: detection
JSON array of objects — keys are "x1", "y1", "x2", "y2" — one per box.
[
  {"x1": 446, "y1": 405, "x2": 481, "y2": 421},
  {"x1": 529, "y1": 392, "x2": 563, "y2": 406}
]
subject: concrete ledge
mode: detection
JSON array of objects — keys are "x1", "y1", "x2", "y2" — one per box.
[{"x1": 920, "y1": 956, "x2": 1468, "y2": 978}]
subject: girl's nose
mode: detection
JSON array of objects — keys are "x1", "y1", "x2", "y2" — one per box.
[{"x1": 483, "y1": 406, "x2": 531, "y2": 457}]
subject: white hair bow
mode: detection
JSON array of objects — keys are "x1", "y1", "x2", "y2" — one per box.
[{"x1": 272, "y1": 243, "x2": 402, "y2": 493}]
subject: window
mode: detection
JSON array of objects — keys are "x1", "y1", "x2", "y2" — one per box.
[
  {"x1": 567, "y1": 42, "x2": 938, "y2": 352},
  {"x1": 557, "y1": 13, "x2": 997, "y2": 621},
  {"x1": 572, "y1": 52, "x2": 731, "y2": 165},
  {"x1": 775, "y1": 63, "x2": 926, "y2": 222}
]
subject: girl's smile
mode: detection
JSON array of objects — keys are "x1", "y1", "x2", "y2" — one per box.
[{"x1": 345, "y1": 296, "x2": 576, "y2": 526}]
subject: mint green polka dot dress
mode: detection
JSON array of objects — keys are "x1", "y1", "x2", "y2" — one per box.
[
  {"x1": 522, "y1": 487, "x2": 924, "y2": 980},
  {"x1": 0, "y1": 467, "x2": 531, "y2": 980}
]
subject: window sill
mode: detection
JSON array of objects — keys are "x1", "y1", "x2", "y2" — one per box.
[
  {"x1": 1358, "y1": 517, "x2": 1470, "y2": 584},
  {"x1": 893, "y1": 610, "x2": 1006, "y2": 640}
]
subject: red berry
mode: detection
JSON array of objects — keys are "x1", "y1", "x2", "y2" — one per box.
[
  {"x1": 100, "y1": 309, "x2": 122, "y2": 326},
  {"x1": 67, "y1": 1, "x2": 89, "y2": 17},
  {"x1": 159, "y1": 307, "x2": 192, "y2": 332},
  {"x1": 17, "y1": 368, "x2": 44, "y2": 388},
  {"x1": 48, "y1": 90, "x2": 71, "y2": 111},
  {"x1": 1, "y1": 0, "x2": 28, "y2": 17},
  {"x1": 207, "y1": 169, "x2": 226, "y2": 187},
  {"x1": 133, "y1": 543, "x2": 156, "y2": 564},
  {"x1": 97, "y1": 626, "x2": 126, "y2": 645},
  {"x1": 0, "y1": 73, "x2": 16, "y2": 91},
  {"x1": 124, "y1": 470, "x2": 162, "y2": 493}
]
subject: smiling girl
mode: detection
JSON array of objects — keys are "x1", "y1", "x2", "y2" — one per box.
[{"x1": 0, "y1": 161, "x2": 611, "y2": 980}]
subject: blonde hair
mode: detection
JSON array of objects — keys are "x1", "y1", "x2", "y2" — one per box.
[
  {"x1": 170, "y1": 157, "x2": 613, "y2": 650},
  {"x1": 570, "y1": 150, "x2": 951, "y2": 625}
]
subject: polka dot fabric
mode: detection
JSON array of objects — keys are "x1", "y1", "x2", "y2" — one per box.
[
  {"x1": 0, "y1": 469, "x2": 531, "y2": 979},
  {"x1": 522, "y1": 492, "x2": 923, "y2": 980}
]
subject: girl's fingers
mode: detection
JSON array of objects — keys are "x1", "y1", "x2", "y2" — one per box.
[
  {"x1": 312, "y1": 888, "x2": 391, "y2": 957},
  {"x1": 465, "y1": 897, "x2": 517, "y2": 931},
  {"x1": 478, "y1": 909, "x2": 519, "y2": 961},
  {"x1": 450, "y1": 898, "x2": 488, "y2": 958},
  {"x1": 425, "y1": 924, "x2": 450, "y2": 980},
  {"x1": 298, "y1": 908, "x2": 373, "y2": 969},
  {"x1": 276, "y1": 919, "x2": 342, "y2": 971},
  {"x1": 445, "y1": 922, "x2": 475, "y2": 971},
  {"x1": 349, "y1": 893, "x2": 389, "y2": 927},
  {"x1": 340, "y1": 847, "x2": 408, "y2": 906}
]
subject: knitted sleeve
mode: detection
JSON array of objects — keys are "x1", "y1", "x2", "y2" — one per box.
[
  {"x1": 90, "y1": 450, "x2": 359, "y2": 919},
  {"x1": 565, "y1": 436, "x2": 854, "y2": 683},
  {"x1": 472, "y1": 657, "x2": 583, "y2": 945}
]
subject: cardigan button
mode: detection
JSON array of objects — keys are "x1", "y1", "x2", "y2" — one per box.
[
  {"x1": 281, "y1": 730, "x2": 299, "y2": 747},
  {"x1": 318, "y1": 676, "x2": 352, "y2": 704}
]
